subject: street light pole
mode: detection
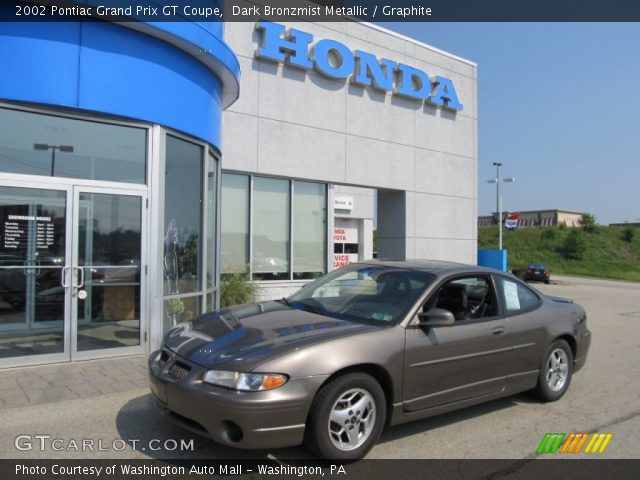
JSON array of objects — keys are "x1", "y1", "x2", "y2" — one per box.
[
  {"x1": 487, "y1": 162, "x2": 515, "y2": 251},
  {"x1": 494, "y1": 161, "x2": 501, "y2": 218}
]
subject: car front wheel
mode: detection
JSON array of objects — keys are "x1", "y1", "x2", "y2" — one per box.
[
  {"x1": 533, "y1": 339, "x2": 573, "y2": 402},
  {"x1": 304, "y1": 372, "x2": 386, "y2": 460}
]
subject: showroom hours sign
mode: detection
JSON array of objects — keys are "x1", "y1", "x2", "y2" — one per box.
[{"x1": 3, "y1": 214, "x2": 54, "y2": 250}]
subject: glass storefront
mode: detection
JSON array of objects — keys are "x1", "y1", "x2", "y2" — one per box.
[
  {"x1": 161, "y1": 135, "x2": 219, "y2": 333},
  {"x1": 0, "y1": 104, "x2": 220, "y2": 367},
  {"x1": 220, "y1": 173, "x2": 327, "y2": 281},
  {"x1": 220, "y1": 173, "x2": 249, "y2": 274},
  {"x1": 0, "y1": 108, "x2": 146, "y2": 183}
]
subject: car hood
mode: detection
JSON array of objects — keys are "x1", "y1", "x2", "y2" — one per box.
[{"x1": 163, "y1": 301, "x2": 380, "y2": 371}]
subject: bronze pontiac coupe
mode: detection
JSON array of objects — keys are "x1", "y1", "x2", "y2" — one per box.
[{"x1": 149, "y1": 260, "x2": 590, "y2": 460}]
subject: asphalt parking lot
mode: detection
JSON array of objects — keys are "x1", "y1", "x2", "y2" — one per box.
[{"x1": 0, "y1": 275, "x2": 638, "y2": 460}]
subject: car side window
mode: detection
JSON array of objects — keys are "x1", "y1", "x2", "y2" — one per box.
[
  {"x1": 499, "y1": 277, "x2": 541, "y2": 315},
  {"x1": 426, "y1": 276, "x2": 498, "y2": 322}
]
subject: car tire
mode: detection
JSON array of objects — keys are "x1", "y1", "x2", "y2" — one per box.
[
  {"x1": 533, "y1": 339, "x2": 573, "y2": 402},
  {"x1": 304, "y1": 372, "x2": 386, "y2": 460}
]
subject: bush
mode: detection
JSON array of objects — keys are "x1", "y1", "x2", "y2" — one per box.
[
  {"x1": 581, "y1": 213, "x2": 597, "y2": 233},
  {"x1": 562, "y1": 229, "x2": 586, "y2": 260},
  {"x1": 622, "y1": 226, "x2": 636, "y2": 243},
  {"x1": 220, "y1": 271, "x2": 256, "y2": 308},
  {"x1": 541, "y1": 228, "x2": 557, "y2": 241}
]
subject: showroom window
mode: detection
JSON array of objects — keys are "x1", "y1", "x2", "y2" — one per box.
[
  {"x1": 162, "y1": 135, "x2": 219, "y2": 332},
  {"x1": 253, "y1": 177, "x2": 290, "y2": 280},
  {"x1": 0, "y1": 107, "x2": 146, "y2": 183},
  {"x1": 220, "y1": 173, "x2": 249, "y2": 273},
  {"x1": 293, "y1": 181, "x2": 327, "y2": 279},
  {"x1": 221, "y1": 173, "x2": 327, "y2": 281}
]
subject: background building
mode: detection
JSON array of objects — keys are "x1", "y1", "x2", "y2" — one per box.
[
  {"x1": 478, "y1": 209, "x2": 585, "y2": 229},
  {"x1": 221, "y1": 21, "x2": 478, "y2": 300}
]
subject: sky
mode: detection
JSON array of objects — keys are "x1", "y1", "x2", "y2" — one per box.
[{"x1": 380, "y1": 22, "x2": 640, "y2": 225}]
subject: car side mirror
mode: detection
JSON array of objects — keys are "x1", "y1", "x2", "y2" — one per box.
[{"x1": 417, "y1": 308, "x2": 455, "y2": 327}]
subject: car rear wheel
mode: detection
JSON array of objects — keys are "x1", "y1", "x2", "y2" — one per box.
[
  {"x1": 533, "y1": 339, "x2": 573, "y2": 402},
  {"x1": 304, "y1": 372, "x2": 386, "y2": 460}
]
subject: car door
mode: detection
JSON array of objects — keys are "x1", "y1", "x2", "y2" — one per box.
[
  {"x1": 402, "y1": 274, "x2": 512, "y2": 412},
  {"x1": 495, "y1": 275, "x2": 549, "y2": 388}
]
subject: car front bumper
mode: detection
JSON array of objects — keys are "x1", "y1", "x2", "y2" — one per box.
[{"x1": 148, "y1": 349, "x2": 329, "y2": 450}]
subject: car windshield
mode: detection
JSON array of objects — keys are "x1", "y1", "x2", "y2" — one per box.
[{"x1": 287, "y1": 264, "x2": 435, "y2": 325}]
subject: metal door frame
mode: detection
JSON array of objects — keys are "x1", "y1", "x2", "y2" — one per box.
[
  {"x1": 0, "y1": 177, "x2": 72, "y2": 368},
  {"x1": 70, "y1": 184, "x2": 148, "y2": 361},
  {"x1": 0, "y1": 175, "x2": 148, "y2": 367}
]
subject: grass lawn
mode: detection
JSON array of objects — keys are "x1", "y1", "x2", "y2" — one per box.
[{"x1": 478, "y1": 225, "x2": 640, "y2": 282}]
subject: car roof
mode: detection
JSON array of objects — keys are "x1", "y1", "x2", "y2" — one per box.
[{"x1": 356, "y1": 259, "x2": 501, "y2": 276}]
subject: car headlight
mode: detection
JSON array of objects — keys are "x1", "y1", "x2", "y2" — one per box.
[{"x1": 202, "y1": 370, "x2": 288, "y2": 391}]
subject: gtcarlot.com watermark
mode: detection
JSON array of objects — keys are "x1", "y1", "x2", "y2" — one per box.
[{"x1": 15, "y1": 434, "x2": 195, "y2": 452}]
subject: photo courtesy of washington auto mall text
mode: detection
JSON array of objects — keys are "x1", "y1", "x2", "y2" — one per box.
[{"x1": 14, "y1": 461, "x2": 347, "y2": 477}]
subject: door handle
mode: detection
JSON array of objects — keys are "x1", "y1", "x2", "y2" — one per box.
[
  {"x1": 492, "y1": 326, "x2": 506, "y2": 336},
  {"x1": 61, "y1": 266, "x2": 71, "y2": 288},
  {"x1": 75, "y1": 267, "x2": 85, "y2": 289}
]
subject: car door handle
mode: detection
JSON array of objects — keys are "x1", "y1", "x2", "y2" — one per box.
[{"x1": 491, "y1": 327, "x2": 506, "y2": 336}]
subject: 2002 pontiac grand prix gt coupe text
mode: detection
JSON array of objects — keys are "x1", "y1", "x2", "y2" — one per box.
[{"x1": 149, "y1": 260, "x2": 591, "y2": 460}]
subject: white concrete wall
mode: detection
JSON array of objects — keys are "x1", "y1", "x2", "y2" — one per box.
[
  {"x1": 222, "y1": 21, "x2": 478, "y2": 284},
  {"x1": 333, "y1": 185, "x2": 374, "y2": 222}
]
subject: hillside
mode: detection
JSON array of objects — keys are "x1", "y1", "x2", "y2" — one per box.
[{"x1": 478, "y1": 225, "x2": 640, "y2": 281}]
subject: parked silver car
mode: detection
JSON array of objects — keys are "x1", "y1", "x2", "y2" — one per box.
[{"x1": 149, "y1": 260, "x2": 591, "y2": 460}]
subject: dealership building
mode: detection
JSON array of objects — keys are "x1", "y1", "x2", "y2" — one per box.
[{"x1": 0, "y1": 19, "x2": 477, "y2": 368}]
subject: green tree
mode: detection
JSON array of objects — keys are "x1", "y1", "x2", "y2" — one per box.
[
  {"x1": 562, "y1": 229, "x2": 586, "y2": 260},
  {"x1": 581, "y1": 213, "x2": 597, "y2": 233}
]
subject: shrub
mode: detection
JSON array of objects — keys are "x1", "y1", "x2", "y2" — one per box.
[
  {"x1": 622, "y1": 226, "x2": 636, "y2": 243},
  {"x1": 220, "y1": 271, "x2": 256, "y2": 308},
  {"x1": 562, "y1": 229, "x2": 586, "y2": 260},
  {"x1": 541, "y1": 228, "x2": 557, "y2": 241},
  {"x1": 581, "y1": 213, "x2": 597, "y2": 233}
]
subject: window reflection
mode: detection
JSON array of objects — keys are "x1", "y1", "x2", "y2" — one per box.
[
  {"x1": 0, "y1": 107, "x2": 146, "y2": 183},
  {"x1": 163, "y1": 136, "x2": 203, "y2": 295}
]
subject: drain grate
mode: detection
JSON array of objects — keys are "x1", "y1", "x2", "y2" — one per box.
[{"x1": 620, "y1": 311, "x2": 640, "y2": 318}]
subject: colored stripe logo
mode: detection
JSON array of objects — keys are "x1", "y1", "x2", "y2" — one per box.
[{"x1": 537, "y1": 433, "x2": 613, "y2": 454}]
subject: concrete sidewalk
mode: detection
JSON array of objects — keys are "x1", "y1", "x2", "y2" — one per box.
[{"x1": 0, "y1": 354, "x2": 148, "y2": 409}]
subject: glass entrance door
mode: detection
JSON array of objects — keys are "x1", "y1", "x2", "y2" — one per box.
[
  {"x1": 0, "y1": 186, "x2": 69, "y2": 362},
  {"x1": 0, "y1": 183, "x2": 146, "y2": 366},
  {"x1": 71, "y1": 187, "x2": 145, "y2": 357}
]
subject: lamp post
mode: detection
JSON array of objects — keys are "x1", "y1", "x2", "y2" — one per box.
[
  {"x1": 487, "y1": 162, "x2": 515, "y2": 250},
  {"x1": 33, "y1": 143, "x2": 74, "y2": 177}
]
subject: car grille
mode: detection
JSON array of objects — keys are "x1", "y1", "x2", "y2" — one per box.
[{"x1": 168, "y1": 361, "x2": 191, "y2": 379}]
